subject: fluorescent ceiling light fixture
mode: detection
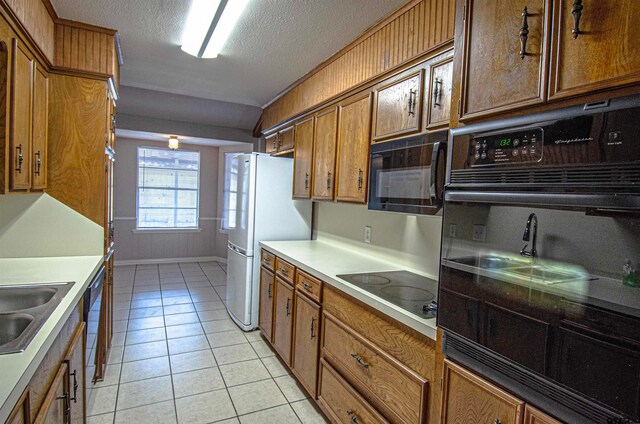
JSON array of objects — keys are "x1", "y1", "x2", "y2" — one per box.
[{"x1": 181, "y1": 0, "x2": 249, "y2": 59}]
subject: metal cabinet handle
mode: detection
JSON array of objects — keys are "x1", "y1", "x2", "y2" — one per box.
[
  {"x1": 432, "y1": 78, "x2": 443, "y2": 108},
  {"x1": 407, "y1": 89, "x2": 417, "y2": 116},
  {"x1": 347, "y1": 410, "x2": 361, "y2": 424},
  {"x1": 304, "y1": 172, "x2": 309, "y2": 190},
  {"x1": 519, "y1": 7, "x2": 530, "y2": 59},
  {"x1": 350, "y1": 353, "x2": 369, "y2": 369},
  {"x1": 56, "y1": 392, "x2": 71, "y2": 424},
  {"x1": 571, "y1": 0, "x2": 583, "y2": 39},
  {"x1": 357, "y1": 168, "x2": 363, "y2": 190},
  {"x1": 277, "y1": 134, "x2": 282, "y2": 148},
  {"x1": 310, "y1": 317, "x2": 316, "y2": 338},
  {"x1": 268, "y1": 282, "x2": 272, "y2": 298},
  {"x1": 279, "y1": 267, "x2": 288, "y2": 276},
  {"x1": 302, "y1": 281, "x2": 312, "y2": 291},
  {"x1": 286, "y1": 298, "x2": 291, "y2": 316},
  {"x1": 262, "y1": 257, "x2": 270, "y2": 264},
  {"x1": 34, "y1": 150, "x2": 42, "y2": 176},
  {"x1": 493, "y1": 419, "x2": 502, "y2": 424},
  {"x1": 15, "y1": 144, "x2": 23, "y2": 173},
  {"x1": 272, "y1": 137, "x2": 277, "y2": 150},
  {"x1": 69, "y1": 370, "x2": 78, "y2": 402},
  {"x1": 326, "y1": 171, "x2": 331, "y2": 190}
]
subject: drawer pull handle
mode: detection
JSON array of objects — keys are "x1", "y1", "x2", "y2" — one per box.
[
  {"x1": 15, "y1": 144, "x2": 23, "y2": 173},
  {"x1": 571, "y1": 0, "x2": 583, "y2": 39},
  {"x1": 268, "y1": 282, "x2": 272, "y2": 299},
  {"x1": 286, "y1": 298, "x2": 291, "y2": 316},
  {"x1": 493, "y1": 420, "x2": 502, "y2": 424},
  {"x1": 347, "y1": 410, "x2": 361, "y2": 424},
  {"x1": 263, "y1": 257, "x2": 270, "y2": 264},
  {"x1": 350, "y1": 353, "x2": 369, "y2": 369},
  {"x1": 519, "y1": 7, "x2": 530, "y2": 59},
  {"x1": 279, "y1": 267, "x2": 288, "y2": 276},
  {"x1": 56, "y1": 392, "x2": 71, "y2": 424},
  {"x1": 70, "y1": 369, "x2": 78, "y2": 402},
  {"x1": 35, "y1": 150, "x2": 42, "y2": 176},
  {"x1": 302, "y1": 281, "x2": 312, "y2": 291},
  {"x1": 310, "y1": 317, "x2": 316, "y2": 338}
]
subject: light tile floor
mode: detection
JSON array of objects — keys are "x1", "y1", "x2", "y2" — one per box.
[{"x1": 86, "y1": 261, "x2": 327, "y2": 424}]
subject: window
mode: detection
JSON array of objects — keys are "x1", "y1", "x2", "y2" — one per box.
[
  {"x1": 221, "y1": 152, "x2": 243, "y2": 230},
  {"x1": 137, "y1": 147, "x2": 200, "y2": 229}
]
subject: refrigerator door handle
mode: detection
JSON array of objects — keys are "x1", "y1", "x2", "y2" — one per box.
[{"x1": 228, "y1": 242, "x2": 249, "y2": 257}]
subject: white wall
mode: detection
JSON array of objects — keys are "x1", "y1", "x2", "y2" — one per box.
[
  {"x1": 313, "y1": 202, "x2": 443, "y2": 278},
  {"x1": 114, "y1": 138, "x2": 230, "y2": 262}
]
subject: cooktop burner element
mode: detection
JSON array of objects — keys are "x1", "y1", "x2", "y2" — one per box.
[{"x1": 336, "y1": 270, "x2": 438, "y2": 319}]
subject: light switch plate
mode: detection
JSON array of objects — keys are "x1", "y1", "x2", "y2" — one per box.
[
  {"x1": 364, "y1": 226, "x2": 372, "y2": 243},
  {"x1": 472, "y1": 224, "x2": 486, "y2": 242},
  {"x1": 449, "y1": 224, "x2": 457, "y2": 238}
]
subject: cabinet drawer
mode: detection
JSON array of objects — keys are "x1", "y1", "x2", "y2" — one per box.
[
  {"x1": 295, "y1": 269, "x2": 322, "y2": 303},
  {"x1": 261, "y1": 249, "x2": 275, "y2": 271},
  {"x1": 318, "y1": 358, "x2": 389, "y2": 424},
  {"x1": 275, "y1": 257, "x2": 295, "y2": 283},
  {"x1": 322, "y1": 312, "x2": 428, "y2": 424}
]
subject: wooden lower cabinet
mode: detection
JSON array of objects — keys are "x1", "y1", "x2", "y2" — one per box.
[
  {"x1": 441, "y1": 359, "x2": 524, "y2": 424},
  {"x1": 5, "y1": 388, "x2": 29, "y2": 424},
  {"x1": 33, "y1": 363, "x2": 68, "y2": 424},
  {"x1": 318, "y1": 359, "x2": 389, "y2": 424},
  {"x1": 273, "y1": 276, "x2": 294, "y2": 365},
  {"x1": 258, "y1": 266, "x2": 275, "y2": 342},
  {"x1": 64, "y1": 323, "x2": 86, "y2": 424},
  {"x1": 523, "y1": 405, "x2": 562, "y2": 424},
  {"x1": 292, "y1": 290, "x2": 321, "y2": 398}
]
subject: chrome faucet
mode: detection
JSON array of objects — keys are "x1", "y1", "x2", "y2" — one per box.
[{"x1": 520, "y1": 213, "x2": 538, "y2": 258}]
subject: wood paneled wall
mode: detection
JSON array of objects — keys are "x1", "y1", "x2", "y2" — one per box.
[
  {"x1": 46, "y1": 74, "x2": 106, "y2": 226},
  {"x1": 3, "y1": 0, "x2": 55, "y2": 62},
  {"x1": 54, "y1": 20, "x2": 117, "y2": 76},
  {"x1": 261, "y1": 0, "x2": 455, "y2": 131}
]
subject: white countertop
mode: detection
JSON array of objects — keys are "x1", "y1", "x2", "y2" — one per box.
[
  {"x1": 259, "y1": 239, "x2": 438, "y2": 340},
  {"x1": 0, "y1": 255, "x2": 103, "y2": 422}
]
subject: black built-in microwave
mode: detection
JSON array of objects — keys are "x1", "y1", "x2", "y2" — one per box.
[{"x1": 368, "y1": 129, "x2": 447, "y2": 214}]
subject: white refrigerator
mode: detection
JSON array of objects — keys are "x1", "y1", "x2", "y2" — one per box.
[{"x1": 226, "y1": 153, "x2": 311, "y2": 331}]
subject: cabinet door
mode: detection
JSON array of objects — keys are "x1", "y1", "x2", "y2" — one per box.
[
  {"x1": 31, "y1": 64, "x2": 47, "y2": 189},
  {"x1": 373, "y1": 70, "x2": 423, "y2": 140},
  {"x1": 5, "y1": 387, "x2": 30, "y2": 424},
  {"x1": 312, "y1": 107, "x2": 338, "y2": 201},
  {"x1": 426, "y1": 57, "x2": 453, "y2": 129},
  {"x1": 441, "y1": 359, "x2": 524, "y2": 424},
  {"x1": 460, "y1": 0, "x2": 549, "y2": 120},
  {"x1": 33, "y1": 363, "x2": 69, "y2": 424},
  {"x1": 10, "y1": 39, "x2": 33, "y2": 190},
  {"x1": 438, "y1": 288, "x2": 479, "y2": 342},
  {"x1": 265, "y1": 133, "x2": 278, "y2": 154},
  {"x1": 279, "y1": 126, "x2": 294, "y2": 151},
  {"x1": 292, "y1": 290, "x2": 321, "y2": 398},
  {"x1": 335, "y1": 93, "x2": 372, "y2": 203},
  {"x1": 64, "y1": 322, "x2": 86, "y2": 424},
  {"x1": 292, "y1": 117, "x2": 314, "y2": 199},
  {"x1": 258, "y1": 266, "x2": 275, "y2": 342},
  {"x1": 549, "y1": 0, "x2": 640, "y2": 100},
  {"x1": 273, "y1": 276, "x2": 294, "y2": 365},
  {"x1": 523, "y1": 405, "x2": 562, "y2": 424},
  {"x1": 557, "y1": 326, "x2": 640, "y2": 417}
]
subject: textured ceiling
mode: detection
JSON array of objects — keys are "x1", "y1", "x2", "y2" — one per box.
[{"x1": 50, "y1": 0, "x2": 407, "y2": 107}]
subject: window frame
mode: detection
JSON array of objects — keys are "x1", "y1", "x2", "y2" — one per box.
[{"x1": 135, "y1": 146, "x2": 201, "y2": 231}]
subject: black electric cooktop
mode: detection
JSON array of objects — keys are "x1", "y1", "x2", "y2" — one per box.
[{"x1": 336, "y1": 270, "x2": 438, "y2": 319}]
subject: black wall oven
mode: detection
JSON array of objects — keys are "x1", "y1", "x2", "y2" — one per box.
[
  {"x1": 368, "y1": 130, "x2": 447, "y2": 214},
  {"x1": 439, "y1": 95, "x2": 640, "y2": 423}
]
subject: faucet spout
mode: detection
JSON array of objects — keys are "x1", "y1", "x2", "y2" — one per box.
[{"x1": 520, "y1": 213, "x2": 538, "y2": 258}]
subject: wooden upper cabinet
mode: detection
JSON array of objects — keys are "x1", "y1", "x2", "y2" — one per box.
[
  {"x1": 292, "y1": 290, "x2": 321, "y2": 398},
  {"x1": 265, "y1": 133, "x2": 278, "y2": 154},
  {"x1": 373, "y1": 70, "x2": 424, "y2": 140},
  {"x1": 441, "y1": 359, "x2": 524, "y2": 424},
  {"x1": 460, "y1": 0, "x2": 550, "y2": 121},
  {"x1": 10, "y1": 39, "x2": 33, "y2": 190},
  {"x1": 292, "y1": 117, "x2": 314, "y2": 199},
  {"x1": 273, "y1": 276, "x2": 294, "y2": 365},
  {"x1": 33, "y1": 363, "x2": 69, "y2": 424},
  {"x1": 258, "y1": 266, "x2": 275, "y2": 343},
  {"x1": 549, "y1": 0, "x2": 640, "y2": 100},
  {"x1": 426, "y1": 57, "x2": 454, "y2": 129},
  {"x1": 279, "y1": 126, "x2": 294, "y2": 151},
  {"x1": 335, "y1": 93, "x2": 372, "y2": 204},
  {"x1": 523, "y1": 405, "x2": 562, "y2": 424},
  {"x1": 312, "y1": 107, "x2": 338, "y2": 201},
  {"x1": 31, "y1": 64, "x2": 48, "y2": 189}
]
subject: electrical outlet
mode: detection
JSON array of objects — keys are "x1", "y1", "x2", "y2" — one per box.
[
  {"x1": 449, "y1": 224, "x2": 457, "y2": 238},
  {"x1": 364, "y1": 226, "x2": 372, "y2": 244},
  {"x1": 472, "y1": 224, "x2": 486, "y2": 242}
]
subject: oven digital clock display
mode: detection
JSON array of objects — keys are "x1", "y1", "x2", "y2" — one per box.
[
  {"x1": 496, "y1": 138, "x2": 512, "y2": 148},
  {"x1": 470, "y1": 127, "x2": 544, "y2": 167}
]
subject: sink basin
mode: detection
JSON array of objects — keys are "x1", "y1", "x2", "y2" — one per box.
[
  {"x1": 448, "y1": 256, "x2": 524, "y2": 270},
  {"x1": 0, "y1": 314, "x2": 34, "y2": 346},
  {"x1": 507, "y1": 266, "x2": 577, "y2": 282},
  {"x1": 0, "y1": 282, "x2": 74, "y2": 354},
  {"x1": 0, "y1": 287, "x2": 57, "y2": 313}
]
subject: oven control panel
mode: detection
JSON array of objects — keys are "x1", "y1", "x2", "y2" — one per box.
[{"x1": 469, "y1": 127, "x2": 543, "y2": 167}]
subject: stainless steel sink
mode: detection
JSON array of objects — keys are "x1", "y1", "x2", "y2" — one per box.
[
  {"x1": 0, "y1": 287, "x2": 57, "y2": 313},
  {"x1": 0, "y1": 282, "x2": 74, "y2": 354}
]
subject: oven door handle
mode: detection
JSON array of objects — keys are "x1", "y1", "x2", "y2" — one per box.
[{"x1": 430, "y1": 141, "x2": 447, "y2": 207}]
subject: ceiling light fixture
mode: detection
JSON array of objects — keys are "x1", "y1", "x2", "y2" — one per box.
[
  {"x1": 181, "y1": 0, "x2": 249, "y2": 59},
  {"x1": 168, "y1": 136, "x2": 180, "y2": 150}
]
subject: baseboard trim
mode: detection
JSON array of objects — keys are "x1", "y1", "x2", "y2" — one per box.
[{"x1": 115, "y1": 256, "x2": 227, "y2": 266}]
